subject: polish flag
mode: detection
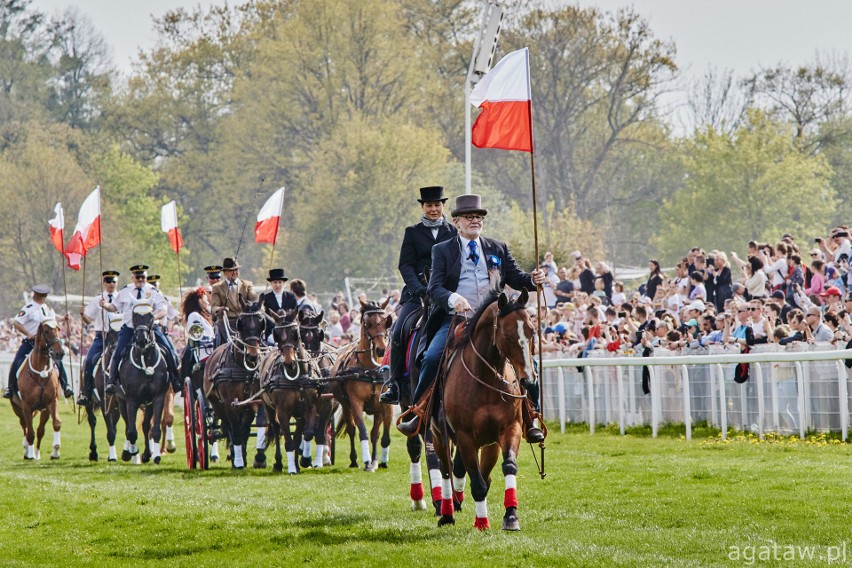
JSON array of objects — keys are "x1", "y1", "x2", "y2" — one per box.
[
  {"x1": 470, "y1": 47, "x2": 533, "y2": 153},
  {"x1": 161, "y1": 200, "x2": 184, "y2": 253},
  {"x1": 65, "y1": 187, "x2": 101, "y2": 270},
  {"x1": 255, "y1": 187, "x2": 284, "y2": 244},
  {"x1": 48, "y1": 202, "x2": 64, "y2": 254}
]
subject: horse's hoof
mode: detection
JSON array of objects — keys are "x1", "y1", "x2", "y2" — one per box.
[
  {"x1": 210, "y1": 455, "x2": 219, "y2": 463},
  {"x1": 89, "y1": 452, "x2": 98, "y2": 462},
  {"x1": 121, "y1": 450, "x2": 132, "y2": 462},
  {"x1": 474, "y1": 517, "x2": 491, "y2": 531},
  {"x1": 108, "y1": 458, "x2": 117, "y2": 463},
  {"x1": 411, "y1": 499, "x2": 427, "y2": 512},
  {"x1": 502, "y1": 516, "x2": 520, "y2": 531},
  {"x1": 233, "y1": 464, "x2": 245, "y2": 470},
  {"x1": 378, "y1": 462, "x2": 388, "y2": 469},
  {"x1": 141, "y1": 452, "x2": 152, "y2": 464},
  {"x1": 299, "y1": 456, "x2": 312, "y2": 469},
  {"x1": 363, "y1": 463, "x2": 374, "y2": 472},
  {"x1": 273, "y1": 463, "x2": 283, "y2": 473},
  {"x1": 437, "y1": 514, "x2": 455, "y2": 527},
  {"x1": 165, "y1": 440, "x2": 176, "y2": 454},
  {"x1": 253, "y1": 460, "x2": 266, "y2": 469},
  {"x1": 50, "y1": 454, "x2": 59, "y2": 460},
  {"x1": 153, "y1": 456, "x2": 161, "y2": 465},
  {"x1": 453, "y1": 500, "x2": 463, "y2": 512},
  {"x1": 349, "y1": 462, "x2": 358, "y2": 468}
]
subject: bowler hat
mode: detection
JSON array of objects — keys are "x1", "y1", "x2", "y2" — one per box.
[
  {"x1": 450, "y1": 194, "x2": 487, "y2": 217},
  {"x1": 267, "y1": 268, "x2": 288, "y2": 282},
  {"x1": 417, "y1": 186, "x2": 448, "y2": 203},
  {"x1": 222, "y1": 257, "x2": 241, "y2": 270}
]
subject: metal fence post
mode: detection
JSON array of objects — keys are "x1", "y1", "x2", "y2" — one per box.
[
  {"x1": 754, "y1": 363, "x2": 765, "y2": 440},
  {"x1": 795, "y1": 361, "x2": 806, "y2": 440},
  {"x1": 557, "y1": 367, "x2": 566, "y2": 434},
  {"x1": 716, "y1": 364, "x2": 727, "y2": 440},
  {"x1": 616, "y1": 365, "x2": 625, "y2": 436},
  {"x1": 836, "y1": 360, "x2": 848, "y2": 442},
  {"x1": 584, "y1": 366, "x2": 595, "y2": 434},
  {"x1": 680, "y1": 365, "x2": 691, "y2": 441}
]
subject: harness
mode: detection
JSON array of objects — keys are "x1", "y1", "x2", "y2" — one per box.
[
  {"x1": 128, "y1": 324, "x2": 164, "y2": 377},
  {"x1": 350, "y1": 308, "x2": 389, "y2": 367}
]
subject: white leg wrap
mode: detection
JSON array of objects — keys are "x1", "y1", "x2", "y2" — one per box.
[
  {"x1": 52, "y1": 432, "x2": 61, "y2": 448},
  {"x1": 123, "y1": 440, "x2": 131, "y2": 452},
  {"x1": 287, "y1": 450, "x2": 297, "y2": 473},
  {"x1": 22, "y1": 436, "x2": 26, "y2": 448},
  {"x1": 410, "y1": 462, "x2": 422, "y2": 484},
  {"x1": 302, "y1": 438, "x2": 312, "y2": 458},
  {"x1": 108, "y1": 446, "x2": 117, "y2": 461},
  {"x1": 453, "y1": 475, "x2": 466, "y2": 493},
  {"x1": 380, "y1": 446, "x2": 389, "y2": 464},
  {"x1": 210, "y1": 442, "x2": 219, "y2": 458},
  {"x1": 255, "y1": 427, "x2": 266, "y2": 450},
  {"x1": 429, "y1": 469, "x2": 442, "y2": 491},
  {"x1": 313, "y1": 445, "x2": 326, "y2": 468},
  {"x1": 441, "y1": 477, "x2": 452, "y2": 501},
  {"x1": 232, "y1": 445, "x2": 244, "y2": 468},
  {"x1": 150, "y1": 441, "x2": 161, "y2": 459},
  {"x1": 505, "y1": 474, "x2": 517, "y2": 490},
  {"x1": 129, "y1": 442, "x2": 138, "y2": 455},
  {"x1": 475, "y1": 500, "x2": 488, "y2": 518},
  {"x1": 165, "y1": 426, "x2": 174, "y2": 442},
  {"x1": 323, "y1": 445, "x2": 331, "y2": 466},
  {"x1": 26, "y1": 445, "x2": 35, "y2": 459},
  {"x1": 360, "y1": 439, "x2": 370, "y2": 465}
]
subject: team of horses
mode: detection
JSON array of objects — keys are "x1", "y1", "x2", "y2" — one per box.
[{"x1": 8, "y1": 287, "x2": 540, "y2": 531}]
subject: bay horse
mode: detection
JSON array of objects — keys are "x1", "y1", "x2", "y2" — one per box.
[
  {"x1": 203, "y1": 299, "x2": 266, "y2": 469},
  {"x1": 117, "y1": 308, "x2": 170, "y2": 464},
  {"x1": 330, "y1": 298, "x2": 394, "y2": 471},
  {"x1": 258, "y1": 309, "x2": 319, "y2": 474},
  {"x1": 84, "y1": 318, "x2": 122, "y2": 462},
  {"x1": 11, "y1": 318, "x2": 65, "y2": 460},
  {"x1": 432, "y1": 289, "x2": 535, "y2": 531},
  {"x1": 297, "y1": 306, "x2": 337, "y2": 469}
]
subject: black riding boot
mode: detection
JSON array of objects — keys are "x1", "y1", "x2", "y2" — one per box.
[
  {"x1": 521, "y1": 378, "x2": 544, "y2": 443},
  {"x1": 379, "y1": 344, "x2": 401, "y2": 405},
  {"x1": 3, "y1": 375, "x2": 17, "y2": 399}
]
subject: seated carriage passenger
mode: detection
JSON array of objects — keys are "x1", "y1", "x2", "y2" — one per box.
[{"x1": 180, "y1": 287, "x2": 216, "y2": 381}]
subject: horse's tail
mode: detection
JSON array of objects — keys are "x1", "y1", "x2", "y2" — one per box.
[{"x1": 334, "y1": 405, "x2": 350, "y2": 439}]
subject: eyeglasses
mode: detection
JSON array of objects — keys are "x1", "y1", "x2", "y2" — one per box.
[
  {"x1": 748, "y1": 307, "x2": 759, "y2": 311},
  {"x1": 133, "y1": 275, "x2": 146, "y2": 280},
  {"x1": 806, "y1": 313, "x2": 819, "y2": 318},
  {"x1": 462, "y1": 215, "x2": 484, "y2": 222},
  {"x1": 810, "y1": 253, "x2": 819, "y2": 257}
]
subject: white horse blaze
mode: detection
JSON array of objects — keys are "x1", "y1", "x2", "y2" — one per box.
[{"x1": 517, "y1": 320, "x2": 534, "y2": 379}]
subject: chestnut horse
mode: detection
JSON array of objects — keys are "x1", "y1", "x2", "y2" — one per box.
[
  {"x1": 203, "y1": 300, "x2": 265, "y2": 469},
  {"x1": 432, "y1": 289, "x2": 535, "y2": 531},
  {"x1": 296, "y1": 306, "x2": 336, "y2": 469},
  {"x1": 11, "y1": 319, "x2": 65, "y2": 460},
  {"x1": 330, "y1": 298, "x2": 393, "y2": 471}
]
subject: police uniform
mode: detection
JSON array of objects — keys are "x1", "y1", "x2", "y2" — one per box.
[
  {"x1": 3, "y1": 285, "x2": 72, "y2": 399},
  {"x1": 105, "y1": 266, "x2": 181, "y2": 393},
  {"x1": 78, "y1": 271, "x2": 120, "y2": 404}
]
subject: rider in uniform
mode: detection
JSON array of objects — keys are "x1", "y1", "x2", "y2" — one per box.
[
  {"x1": 77, "y1": 270, "x2": 120, "y2": 405},
  {"x1": 3, "y1": 285, "x2": 73, "y2": 399},
  {"x1": 204, "y1": 265, "x2": 223, "y2": 289},
  {"x1": 380, "y1": 186, "x2": 456, "y2": 404},
  {"x1": 104, "y1": 265, "x2": 182, "y2": 394},
  {"x1": 210, "y1": 257, "x2": 258, "y2": 344},
  {"x1": 146, "y1": 274, "x2": 181, "y2": 331},
  {"x1": 397, "y1": 195, "x2": 546, "y2": 442}
]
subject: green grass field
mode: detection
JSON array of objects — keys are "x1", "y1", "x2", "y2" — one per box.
[{"x1": 1, "y1": 405, "x2": 851, "y2": 568}]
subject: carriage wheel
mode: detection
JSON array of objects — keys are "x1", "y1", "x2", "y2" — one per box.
[
  {"x1": 183, "y1": 379, "x2": 198, "y2": 469},
  {"x1": 196, "y1": 394, "x2": 209, "y2": 470},
  {"x1": 329, "y1": 414, "x2": 336, "y2": 466}
]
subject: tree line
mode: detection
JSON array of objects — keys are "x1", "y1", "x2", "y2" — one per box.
[{"x1": 0, "y1": 0, "x2": 849, "y2": 309}]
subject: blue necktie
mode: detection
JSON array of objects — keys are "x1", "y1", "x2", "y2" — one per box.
[{"x1": 468, "y1": 240, "x2": 479, "y2": 267}]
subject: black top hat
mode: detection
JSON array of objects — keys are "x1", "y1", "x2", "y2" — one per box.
[
  {"x1": 129, "y1": 264, "x2": 149, "y2": 275},
  {"x1": 222, "y1": 257, "x2": 241, "y2": 270},
  {"x1": 102, "y1": 270, "x2": 120, "y2": 282},
  {"x1": 31, "y1": 284, "x2": 51, "y2": 296},
  {"x1": 417, "y1": 186, "x2": 448, "y2": 204},
  {"x1": 147, "y1": 274, "x2": 161, "y2": 283},
  {"x1": 450, "y1": 194, "x2": 488, "y2": 217},
  {"x1": 267, "y1": 268, "x2": 288, "y2": 282}
]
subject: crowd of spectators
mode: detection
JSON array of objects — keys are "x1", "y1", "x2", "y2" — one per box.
[{"x1": 535, "y1": 229, "x2": 852, "y2": 358}]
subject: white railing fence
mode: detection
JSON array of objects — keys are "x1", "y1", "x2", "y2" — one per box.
[{"x1": 540, "y1": 344, "x2": 852, "y2": 441}]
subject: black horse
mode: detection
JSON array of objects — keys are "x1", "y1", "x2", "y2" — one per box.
[
  {"x1": 203, "y1": 299, "x2": 266, "y2": 469},
  {"x1": 296, "y1": 306, "x2": 337, "y2": 469},
  {"x1": 117, "y1": 310, "x2": 170, "y2": 464},
  {"x1": 85, "y1": 320, "x2": 122, "y2": 462}
]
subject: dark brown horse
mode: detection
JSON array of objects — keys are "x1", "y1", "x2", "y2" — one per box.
[
  {"x1": 432, "y1": 289, "x2": 535, "y2": 531},
  {"x1": 85, "y1": 319, "x2": 122, "y2": 462},
  {"x1": 296, "y1": 306, "x2": 337, "y2": 469},
  {"x1": 11, "y1": 319, "x2": 65, "y2": 460},
  {"x1": 330, "y1": 298, "x2": 393, "y2": 471},
  {"x1": 203, "y1": 299, "x2": 265, "y2": 469},
  {"x1": 259, "y1": 309, "x2": 319, "y2": 474}
]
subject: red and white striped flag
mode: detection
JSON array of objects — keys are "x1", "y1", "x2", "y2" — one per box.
[
  {"x1": 255, "y1": 187, "x2": 284, "y2": 244},
  {"x1": 65, "y1": 187, "x2": 101, "y2": 270},
  {"x1": 161, "y1": 200, "x2": 184, "y2": 253},
  {"x1": 48, "y1": 202, "x2": 64, "y2": 254},
  {"x1": 470, "y1": 47, "x2": 533, "y2": 153}
]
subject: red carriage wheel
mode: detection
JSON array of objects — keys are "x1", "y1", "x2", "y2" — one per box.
[
  {"x1": 196, "y1": 395, "x2": 209, "y2": 470},
  {"x1": 183, "y1": 379, "x2": 198, "y2": 469}
]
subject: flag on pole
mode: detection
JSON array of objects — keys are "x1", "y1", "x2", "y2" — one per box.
[
  {"x1": 470, "y1": 47, "x2": 533, "y2": 153},
  {"x1": 161, "y1": 200, "x2": 184, "y2": 253},
  {"x1": 255, "y1": 187, "x2": 284, "y2": 244},
  {"x1": 48, "y1": 202, "x2": 64, "y2": 254},
  {"x1": 65, "y1": 187, "x2": 101, "y2": 270}
]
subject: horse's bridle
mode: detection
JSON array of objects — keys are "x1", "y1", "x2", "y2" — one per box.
[
  {"x1": 274, "y1": 318, "x2": 302, "y2": 380},
  {"x1": 29, "y1": 324, "x2": 61, "y2": 379},
  {"x1": 230, "y1": 309, "x2": 266, "y2": 372},
  {"x1": 360, "y1": 308, "x2": 389, "y2": 366},
  {"x1": 130, "y1": 323, "x2": 163, "y2": 376}
]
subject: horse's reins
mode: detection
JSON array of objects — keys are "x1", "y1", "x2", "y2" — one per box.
[
  {"x1": 460, "y1": 305, "x2": 528, "y2": 400},
  {"x1": 352, "y1": 308, "x2": 389, "y2": 366}
]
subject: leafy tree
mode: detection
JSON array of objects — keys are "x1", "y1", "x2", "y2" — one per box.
[{"x1": 653, "y1": 112, "x2": 836, "y2": 261}]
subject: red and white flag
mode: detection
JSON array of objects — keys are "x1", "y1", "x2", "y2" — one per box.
[
  {"x1": 65, "y1": 187, "x2": 101, "y2": 270},
  {"x1": 161, "y1": 200, "x2": 184, "y2": 254},
  {"x1": 470, "y1": 47, "x2": 533, "y2": 153},
  {"x1": 255, "y1": 187, "x2": 284, "y2": 244},
  {"x1": 48, "y1": 202, "x2": 64, "y2": 254}
]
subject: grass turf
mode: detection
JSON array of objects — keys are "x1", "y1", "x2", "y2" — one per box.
[{"x1": 0, "y1": 406, "x2": 850, "y2": 567}]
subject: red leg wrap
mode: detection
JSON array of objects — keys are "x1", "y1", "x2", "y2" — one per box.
[
  {"x1": 474, "y1": 516, "x2": 491, "y2": 530},
  {"x1": 504, "y1": 488, "x2": 518, "y2": 509},
  {"x1": 453, "y1": 490, "x2": 464, "y2": 504},
  {"x1": 440, "y1": 498, "x2": 454, "y2": 516},
  {"x1": 410, "y1": 483, "x2": 424, "y2": 501},
  {"x1": 431, "y1": 486, "x2": 442, "y2": 503}
]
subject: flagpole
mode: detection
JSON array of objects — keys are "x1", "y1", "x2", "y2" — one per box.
[
  {"x1": 96, "y1": 191, "x2": 107, "y2": 383},
  {"x1": 174, "y1": 205, "x2": 183, "y2": 300},
  {"x1": 78, "y1": 255, "x2": 87, "y2": 407},
  {"x1": 264, "y1": 189, "x2": 284, "y2": 293},
  {"x1": 57, "y1": 213, "x2": 74, "y2": 404}
]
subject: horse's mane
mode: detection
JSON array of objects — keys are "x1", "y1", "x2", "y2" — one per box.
[{"x1": 457, "y1": 288, "x2": 527, "y2": 349}]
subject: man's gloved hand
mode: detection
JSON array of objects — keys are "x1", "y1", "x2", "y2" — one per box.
[{"x1": 415, "y1": 287, "x2": 428, "y2": 298}]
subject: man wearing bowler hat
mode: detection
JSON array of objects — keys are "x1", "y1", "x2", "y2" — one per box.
[
  {"x1": 397, "y1": 194, "x2": 546, "y2": 442},
  {"x1": 380, "y1": 186, "x2": 457, "y2": 405},
  {"x1": 210, "y1": 257, "x2": 259, "y2": 343}
]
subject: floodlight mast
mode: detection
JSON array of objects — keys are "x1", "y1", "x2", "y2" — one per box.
[{"x1": 465, "y1": 1, "x2": 505, "y2": 194}]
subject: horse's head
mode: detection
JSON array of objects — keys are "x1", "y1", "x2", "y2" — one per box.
[
  {"x1": 268, "y1": 308, "x2": 299, "y2": 365},
  {"x1": 237, "y1": 301, "x2": 265, "y2": 362},
  {"x1": 131, "y1": 308, "x2": 156, "y2": 349},
  {"x1": 359, "y1": 297, "x2": 393, "y2": 365},
  {"x1": 495, "y1": 289, "x2": 535, "y2": 382},
  {"x1": 298, "y1": 307, "x2": 324, "y2": 354},
  {"x1": 38, "y1": 319, "x2": 64, "y2": 363}
]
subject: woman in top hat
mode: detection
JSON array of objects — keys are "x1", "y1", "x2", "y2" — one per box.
[
  {"x1": 260, "y1": 268, "x2": 297, "y2": 344},
  {"x1": 380, "y1": 186, "x2": 457, "y2": 405}
]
